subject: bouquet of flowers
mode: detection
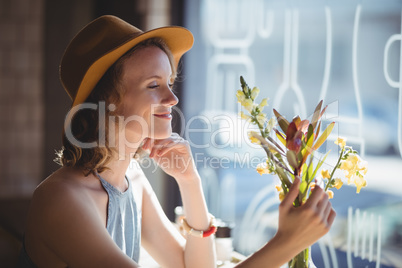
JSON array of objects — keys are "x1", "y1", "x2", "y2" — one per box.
[{"x1": 236, "y1": 76, "x2": 368, "y2": 267}]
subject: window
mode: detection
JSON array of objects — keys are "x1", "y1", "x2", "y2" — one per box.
[{"x1": 182, "y1": 0, "x2": 402, "y2": 266}]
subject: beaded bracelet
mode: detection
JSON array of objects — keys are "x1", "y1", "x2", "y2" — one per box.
[{"x1": 180, "y1": 215, "x2": 217, "y2": 238}]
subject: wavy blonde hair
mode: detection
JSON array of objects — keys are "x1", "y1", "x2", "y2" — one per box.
[{"x1": 55, "y1": 38, "x2": 176, "y2": 175}]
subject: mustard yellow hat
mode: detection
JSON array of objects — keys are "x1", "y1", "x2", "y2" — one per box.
[{"x1": 60, "y1": 15, "x2": 194, "y2": 107}]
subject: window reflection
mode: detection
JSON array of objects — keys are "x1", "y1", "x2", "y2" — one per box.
[{"x1": 183, "y1": 1, "x2": 402, "y2": 267}]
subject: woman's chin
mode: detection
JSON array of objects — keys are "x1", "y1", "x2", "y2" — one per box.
[{"x1": 148, "y1": 129, "x2": 172, "y2": 140}]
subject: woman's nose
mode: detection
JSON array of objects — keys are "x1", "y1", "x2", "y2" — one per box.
[{"x1": 162, "y1": 87, "x2": 179, "y2": 107}]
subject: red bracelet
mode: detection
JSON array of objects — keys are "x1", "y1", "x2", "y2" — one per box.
[{"x1": 180, "y1": 215, "x2": 217, "y2": 238}]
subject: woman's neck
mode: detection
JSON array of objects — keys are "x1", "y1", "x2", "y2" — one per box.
[
  {"x1": 98, "y1": 154, "x2": 133, "y2": 192},
  {"x1": 99, "y1": 129, "x2": 146, "y2": 191}
]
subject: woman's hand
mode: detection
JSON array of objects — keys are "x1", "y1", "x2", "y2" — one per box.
[
  {"x1": 276, "y1": 177, "x2": 336, "y2": 251},
  {"x1": 142, "y1": 133, "x2": 198, "y2": 182},
  {"x1": 235, "y1": 177, "x2": 336, "y2": 268}
]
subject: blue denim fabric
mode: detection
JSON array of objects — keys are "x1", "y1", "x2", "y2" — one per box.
[{"x1": 98, "y1": 174, "x2": 141, "y2": 263}]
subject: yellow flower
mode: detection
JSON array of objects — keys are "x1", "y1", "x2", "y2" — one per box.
[
  {"x1": 326, "y1": 190, "x2": 334, "y2": 199},
  {"x1": 275, "y1": 185, "x2": 285, "y2": 201},
  {"x1": 250, "y1": 87, "x2": 260, "y2": 100},
  {"x1": 321, "y1": 169, "x2": 330, "y2": 179},
  {"x1": 256, "y1": 161, "x2": 270, "y2": 175},
  {"x1": 340, "y1": 153, "x2": 360, "y2": 178},
  {"x1": 340, "y1": 153, "x2": 368, "y2": 193},
  {"x1": 333, "y1": 178, "x2": 343, "y2": 190},
  {"x1": 279, "y1": 191, "x2": 285, "y2": 202},
  {"x1": 256, "y1": 113, "x2": 266, "y2": 126},
  {"x1": 236, "y1": 90, "x2": 246, "y2": 103},
  {"x1": 275, "y1": 185, "x2": 282, "y2": 192},
  {"x1": 335, "y1": 137, "x2": 347, "y2": 148},
  {"x1": 239, "y1": 111, "x2": 251, "y2": 121},
  {"x1": 265, "y1": 117, "x2": 276, "y2": 133},
  {"x1": 340, "y1": 160, "x2": 352, "y2": 172},
  {"x1": 242, "y1": 99, "x2": 254, "y2": 113},
  {"x1": 354, "y1": 177, "x2": 367, "y2": 193},
  {"x1": 248, "y1": 131, "x2": 261, "y2": 145},
  {"x1": 358, "y1": 160, "x2": 368, "y2": 175},
  {"x1": 258, "y1": 98, "x2": 268, "y2": 109}
]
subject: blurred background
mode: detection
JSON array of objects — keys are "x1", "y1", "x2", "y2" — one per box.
[{"x1": 1, "y1": 0, "x2": 401, "y2": 267}]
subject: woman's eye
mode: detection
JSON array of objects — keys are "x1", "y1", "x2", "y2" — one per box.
[
  {"x1": 168, "y1": 83, "x2": 174, "y2": 89},
  {"x1": 148, "y1": 84, "x2": 159, "y2": 89}
]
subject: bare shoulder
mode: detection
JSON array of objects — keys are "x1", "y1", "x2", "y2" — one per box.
[
  {"x1": 26, "y1": 167, "x2": 104, "y2": 238},
  {"x1": 30, "y1": 167, "x2": 101, "y2": 213},
  {"x1": 25, "y1": 167, "x2": 136, "y2": 267}
]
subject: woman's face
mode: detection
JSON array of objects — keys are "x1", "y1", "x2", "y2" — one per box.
[{"x1": 119, "y1": 46, "x2": 178, "y2": 145}]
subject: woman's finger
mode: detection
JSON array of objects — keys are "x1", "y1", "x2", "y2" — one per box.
[
  {"x1": 280, "y1": 176, "x2": 301, "y2": 209},
  {"x1": 156, "y1": 141, "x2": 181, "y2": 157},
  {"x1": 316, "y1": 192, "x2": 329, "y2": 214},
  {"x1": 327, "y1": 209, "x2": 336, "y2": 228},
  {"x1": 149, "y1": 140, "x2": 171, "y2": 157},
  {"x1": 322, "y1": 201, "x2": 333, "y2": 223},
  {"x1": 142, "y1": 137, "x2": 151, "y2": 150},
  {"x1": 147, "y1": 133, "x2": 186, "y2": 157},
  {"x1": 156, "y1": 136, "x2": 188, "y2": 157},
  {"x1": 305, "y1": 184, "x2": 325, "y2": 208}
]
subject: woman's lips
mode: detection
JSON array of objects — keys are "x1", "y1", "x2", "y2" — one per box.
[{"x1": 153, "y1": 113, "x2": 172, "y2": 119}]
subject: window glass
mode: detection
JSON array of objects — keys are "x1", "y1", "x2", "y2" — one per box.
[{"x1": 183, "y1": 1, "x2": 402, "y2": 266}]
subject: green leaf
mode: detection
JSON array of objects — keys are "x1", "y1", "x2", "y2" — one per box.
[
  {"x1": 307, "y1": 159, "x2": 314, "y2": 181},
  {"x1": 300, "y1": 180, "x2": 308, "y2": 195},
  {"x1": 304, "y1": 126, "x2": 315, "y2": 155},
  {"x1": 307, "y1": 124, "x2": 314, "y2": 144},
  {"x1": 275, "y1": 165, "x2": 292, "y2": 188},
  {"x1": 301, "y1": 163, "x2": 308, "y2": 181},
  {"x1": 297, "y1": 149, "x2": 303, "y2": 166},
  {"x1": 267, "y1": 135, "x2": 286, "y2": 154},
  {"x1": 312, "y1": 122, "x2": 335, "y2": 151},
  {"x1": 275, "y1": 129, "x2": 287, "y2": 146},
  {"x1": 251, "y1": 132, "x2": 285, "y2": 155},
  {"x1": 287, "y1": 150, "x2": 298, "y2": 170},
  {"x1": 310, "y1": 151, "x2": 330, "y2": 182},
  {"x1": 273, "y1": 109, "x2": 289, "y2": 134},
  {"x1": 259, "y1": 142, "x2": 294, "y2": 176}
]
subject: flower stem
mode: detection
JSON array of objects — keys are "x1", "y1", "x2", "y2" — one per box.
[{"x1": 324, "y1": 147, "x2": 344, "y2": 192}]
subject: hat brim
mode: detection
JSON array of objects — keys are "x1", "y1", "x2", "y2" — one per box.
[{"x1": 72, "y1": 26, "x2": 193, "y2": 108}]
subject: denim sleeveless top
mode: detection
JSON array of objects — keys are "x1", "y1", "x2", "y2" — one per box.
[
  {"x1": 16, "y1": 175, "x2": 141, "y2": 267},
  {"x1": 98, "y1": 174, "x2": 142, "y2": 262}
]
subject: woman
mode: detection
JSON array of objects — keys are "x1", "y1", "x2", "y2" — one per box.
[{"x1": 18, "y1": 15, "x2": 335, "y2": 268}]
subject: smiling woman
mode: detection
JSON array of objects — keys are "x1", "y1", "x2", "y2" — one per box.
[
  {"x1": 119, "y1": 44, "x2": 178, "y2": 144},
  {"x1": 17, "y1": 15, "x2": 217, "y2": 268},
  {"x1": 17, "y1": 15, "x2": 336, "y2": 268}
]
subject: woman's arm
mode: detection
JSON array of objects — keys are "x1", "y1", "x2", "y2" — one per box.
[
  {"x1": 142, "y1": 133, "x2": 215, "y2": 268},
  {"x1": 142, "y1": 133, "x2": 335, "y2": 268},
  {"x1": 175, "y1": 171, "x2": 216, "y2": 268},
  {"x1": 235, "y1": 177, "x2": 336, "y2": 268}
]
